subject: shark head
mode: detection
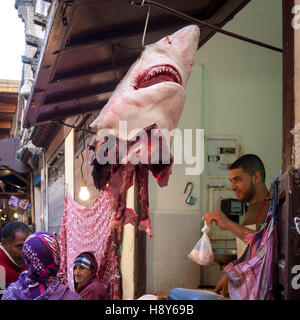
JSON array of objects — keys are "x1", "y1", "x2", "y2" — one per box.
[
  {"x1": 90, "y1": 25, "x2": 200, "y2": 140},
  {"x1": 89, "y1": 26, "x2": 199, "y2": 236}
]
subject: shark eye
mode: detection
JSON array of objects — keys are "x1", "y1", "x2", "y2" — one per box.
[{"x1": 166, "y1": 36, "x2": 172, "y2": 45}]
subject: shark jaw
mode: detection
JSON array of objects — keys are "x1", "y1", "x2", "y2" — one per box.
[
  {"x1": 90, "y1": 24, "x2": 200, "y2": 137},
  {"x1": 134, "y1": 64, "x2": 182, "y2": 89}
]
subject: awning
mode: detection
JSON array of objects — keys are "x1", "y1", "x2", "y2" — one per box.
[
  {"x1": 22, "y1": 0, "x2": 252, "y2": 129},
  {"x1": 0, "y1": 138, "x2": 28, "y2": 174},
  {"x1": 0, "y1": 138, "x2": 29, "y2": 200}
]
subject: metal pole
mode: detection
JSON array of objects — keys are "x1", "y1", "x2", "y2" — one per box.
[
  {"x1": 130, "y1": 0, "x2": 282, "y2": 53},
  {"x1": 53, "y1": 120, "x2": 95, "y2": 135}
]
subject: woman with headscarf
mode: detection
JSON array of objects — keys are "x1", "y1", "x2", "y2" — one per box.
[
  {"x1": 73, "y1": 252, "x2": 108, "y2": 300},
  {"x1": 1, "y1": 232, "x2": 80, "y2": 300}
]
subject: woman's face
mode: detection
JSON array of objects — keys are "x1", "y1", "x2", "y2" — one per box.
[{"x1": 73, "y1": 265, "x2": 92, "y2": 285}]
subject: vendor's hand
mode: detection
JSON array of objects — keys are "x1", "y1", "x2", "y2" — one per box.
[
  {"x1": 203, "y1": 209, "x2": 231, "y2": 230},
  {"x1": 214, "y1": 274, "x2": 229, "y2": 298}
]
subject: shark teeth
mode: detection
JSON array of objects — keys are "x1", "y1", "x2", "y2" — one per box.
[
  {"x1": 135, "y1": 64, "x2": 182, "y2": 89},
  {"x1": 146, "y1": 66, "x2": 181, "y2": 83}
]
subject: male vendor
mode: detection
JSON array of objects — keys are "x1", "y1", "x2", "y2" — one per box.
[{"x1": 203, "y1": 154, "x2": 270, "y2": 297}]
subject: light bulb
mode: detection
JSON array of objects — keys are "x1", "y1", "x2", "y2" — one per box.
[
  {"x1": 14, "y1": 213, "x2": 19, "y2": 219},
  {"x1": 79, "y1": 180, "x2": 90, "y2": 201}
]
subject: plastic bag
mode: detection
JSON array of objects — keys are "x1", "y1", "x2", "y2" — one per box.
[{"x1": 188, "y1": 221, "x2": 214, "y2": 265}]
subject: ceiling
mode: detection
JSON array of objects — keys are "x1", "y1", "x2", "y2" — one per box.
[
  {"x1": 23, "y1": 0, "x2": 252, "y2": 129},
  {"x1": 0, "y1": 80, "x2": 20, "y2": 139},
  {"x1": 0, "y1": 138, "x2": 28, "y2": 174}
]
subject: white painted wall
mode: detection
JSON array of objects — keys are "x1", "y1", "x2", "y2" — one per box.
[
  {"x1": 65, "y1": 129, "x2": 75, "y2": 199},
  {"x1": 146, "y1": 0, "x2": 282, "y2": 293},
  {"x1": 198, "y1": 0, "x2": 282, "y2": 286},
  {"x1": 34, "y1": 186, "x2": 42, "y2": 231},
  {"x1": 198, "y1": 0, "x2": 282, "y2": 199},
  {"x1": 121, "y1": 185, "x2": 135, "y2": 300}
]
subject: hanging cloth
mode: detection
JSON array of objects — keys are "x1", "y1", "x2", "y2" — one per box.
[
  {"x1": 224, "y1": 173, "x2": 281, "y2": 300},
  {"x1": 57, "y1": 191, "x2": 122, "y2": 300}
]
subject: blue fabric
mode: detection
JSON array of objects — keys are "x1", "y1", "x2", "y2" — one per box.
[{"x1": 272, "y1": 170, "x2": 282, "y2": 223}]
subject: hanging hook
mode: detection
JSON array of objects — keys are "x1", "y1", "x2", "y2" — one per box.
[
  {"x1": 184, "y1": 182, "x2": 196, "y2": 205},
  {"x1": 141, "y1": 3, "x2": 151, "y2": 49},
  {"x1": 184, "y1": 182, "x2": 193, "y2": 194},
  {"x1": 130, "y1": 0, "x2": 146, "y2": 7}
]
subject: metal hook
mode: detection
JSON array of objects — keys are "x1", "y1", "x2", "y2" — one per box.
[
  {"x1": 130, "y1": 0, "x2": 146, "y2": 7},
  {"x1": 184, "y1": 182, "x2": 196, "y2": 205},
  {"x1": 184, "y1": 182, "x2": 193, "y2": 194},
  {"x1": 141, "y1": 4, "x2": 151, "y2": 49}
]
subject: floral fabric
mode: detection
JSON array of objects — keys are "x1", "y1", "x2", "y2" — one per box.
[{"x1": 57, "y1": 192, "x2": 121, "y2": 300}]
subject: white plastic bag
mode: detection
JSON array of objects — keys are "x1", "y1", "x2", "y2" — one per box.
[{"x1": 188, "y1": 221, "x2": 214, "y2": 265}]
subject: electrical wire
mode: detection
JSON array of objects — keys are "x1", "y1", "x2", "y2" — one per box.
[
  {"x1": 111, "y1": 43, "x2": 118, "y2": 82},
  {"x1": 80, "y1": 116, "x2": 86, "y2": 182}
]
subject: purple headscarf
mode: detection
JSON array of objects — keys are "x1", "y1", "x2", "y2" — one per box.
[{"x1": 2, "y1": 232, "x2": 61, "y2": 300}]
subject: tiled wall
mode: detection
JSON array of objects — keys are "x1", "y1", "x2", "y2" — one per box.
[{"x1": 146, "y1": 212, "x2": 201, "y2": 295}]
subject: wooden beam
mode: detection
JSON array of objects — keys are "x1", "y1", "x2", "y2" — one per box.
[
  {"x1": 39, "y1": 101, "x2": 106, "y2": 123},
  {"x1": 282, "y1": 0, "x2": 294, "y2": 171},
  {"x1": 2, "y1": 166, "x2": 29, "y2": 184},
  {"x1": 0, "y1": 115, "x2": 13, "y2": 121},
  {"x1": 0, "y1": 104, "x2": 16, "y2": 113},
  {"x1": 43, "y1": 81, "x2": 115, "y2": 105},
  {"x1": 51, "y1": 58, "x2": 135, "y2": 83},
  {"x1": 0, "y1": 129, "x2": 9, "y2": 135},
  {"x1": 0, "y1": 133, "x2": 9, "y2": 139},
  {"x1": 0, "y1": 122, "x2": 11, "y2": 129},
  {"x1": 0, "y1": 95, "x2": 18, "y2": 105},
  {"x1": 0, "y1": 192, "x2": 29, "y2": 199}
]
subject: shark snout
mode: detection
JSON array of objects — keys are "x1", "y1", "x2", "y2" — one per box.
[
  {"x1": 170, "y1": 25, "x2": 200, "y2": 66},
  {"x1": 171, "y1": 25, "x2": 200, "y2": 48},
  {"x1": 175, "y1": 25, "x2": 200, "y2": 40}
]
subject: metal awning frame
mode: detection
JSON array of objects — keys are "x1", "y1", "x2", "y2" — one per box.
[
  {"x1": 131, "y1": 0, "x2": 282, "y2": 53},
  {"x1": 23, "y1": 0, "x2": 282, "y2": 130}
]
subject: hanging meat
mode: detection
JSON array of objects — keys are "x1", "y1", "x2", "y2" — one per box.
[{"x1": 89, "y1": 25, "x2": 200, "y2": 237}]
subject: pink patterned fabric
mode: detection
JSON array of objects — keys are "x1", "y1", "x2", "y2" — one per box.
[
  {"x1": 224, "y1": 211, "x2": 277, "y2": 300},
  {"x1": 57, "y1": 192, "x2": 121, "y2": 300}
]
